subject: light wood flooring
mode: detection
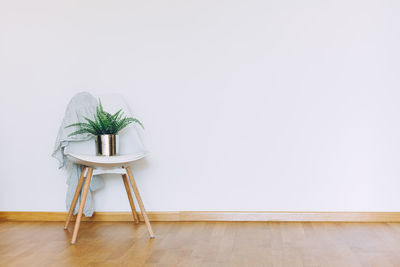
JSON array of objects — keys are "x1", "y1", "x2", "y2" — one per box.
[{"x1": 1, "y1": 221, "x2": 400, "y2": 266}]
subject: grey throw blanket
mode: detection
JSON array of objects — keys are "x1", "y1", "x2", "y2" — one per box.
[{"x1": 52, "y1": 92, "x2": 104, "y2": 217}]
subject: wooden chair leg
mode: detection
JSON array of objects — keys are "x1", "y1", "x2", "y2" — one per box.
[
  {"x1": 71, "y1": 167, "x2": 93, "y2": 244},
  {"x1": 122, "y1": 174, "x2": 140, "y2": 224},
  {"x1": 126, "y1": 166, "x2": 155, "y2": 238},
  {"x1": 64, "y1": 166, "x2": 86, "y2": 230}
]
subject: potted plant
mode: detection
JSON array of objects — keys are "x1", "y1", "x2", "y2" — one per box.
[{"x1": 66, "y1": 100, "x2": 144, "y2": 156}]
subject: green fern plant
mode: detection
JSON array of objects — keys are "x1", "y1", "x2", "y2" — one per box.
[{"x1": 66, "y1": 99, "x2": 144, "y2": 137}]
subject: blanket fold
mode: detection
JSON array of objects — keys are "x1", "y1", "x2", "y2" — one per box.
[{"x1": 52, "y1": 92, "x2": 104, "y2": 217}]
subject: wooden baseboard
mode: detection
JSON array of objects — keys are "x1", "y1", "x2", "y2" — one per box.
[{"x1": 1, "y1": 211, "x2": 400, "y2": 222}]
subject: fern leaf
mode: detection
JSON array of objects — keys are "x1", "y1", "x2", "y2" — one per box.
[
  {"x1": 65, "y1": 122, "x2": 91, "y2": 128},
  {"x1": 84, "y1": 116, "x2": 103, "y2": 134},
  {"x1": 68, "y1": 128, "x2": 93, "y2": 137}
]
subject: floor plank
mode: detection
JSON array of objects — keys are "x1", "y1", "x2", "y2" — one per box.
[{"x1": 1, "y1": 221, "x2": 400, "y2": 266}]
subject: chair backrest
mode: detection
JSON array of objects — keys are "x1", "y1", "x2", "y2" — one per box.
[{"x1": 65, "y1": 93, "x2": 147, "y2": 156}]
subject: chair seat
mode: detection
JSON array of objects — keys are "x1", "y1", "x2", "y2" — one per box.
[{"x1": 66, "y1": 152, "x2": 146, "y2": 168}]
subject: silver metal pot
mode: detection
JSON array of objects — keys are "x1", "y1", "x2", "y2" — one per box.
[{"x1": 95, "y1": 134, "x2": 119, "y2": 156}]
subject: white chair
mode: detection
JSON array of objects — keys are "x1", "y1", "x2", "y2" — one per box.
[{"x1": 63, "y1": 94, "x2": 154, "y2": 244}]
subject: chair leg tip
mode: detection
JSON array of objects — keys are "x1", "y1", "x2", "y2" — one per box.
[
  {"x1": 150, "y1": 235, "x2": 155, "y2": 239},
  {"x1": 71, "y1": 242, "x2": 76, "y2": 245}
]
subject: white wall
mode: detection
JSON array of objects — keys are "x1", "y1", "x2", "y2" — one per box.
[{"x1": 1, "y1": 0, "x2": 400, "y2": 212}]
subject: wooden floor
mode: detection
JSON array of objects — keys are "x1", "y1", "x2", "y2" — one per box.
[{"x1": 1, "y1": 221, "x2": 400, "y2": 267}]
